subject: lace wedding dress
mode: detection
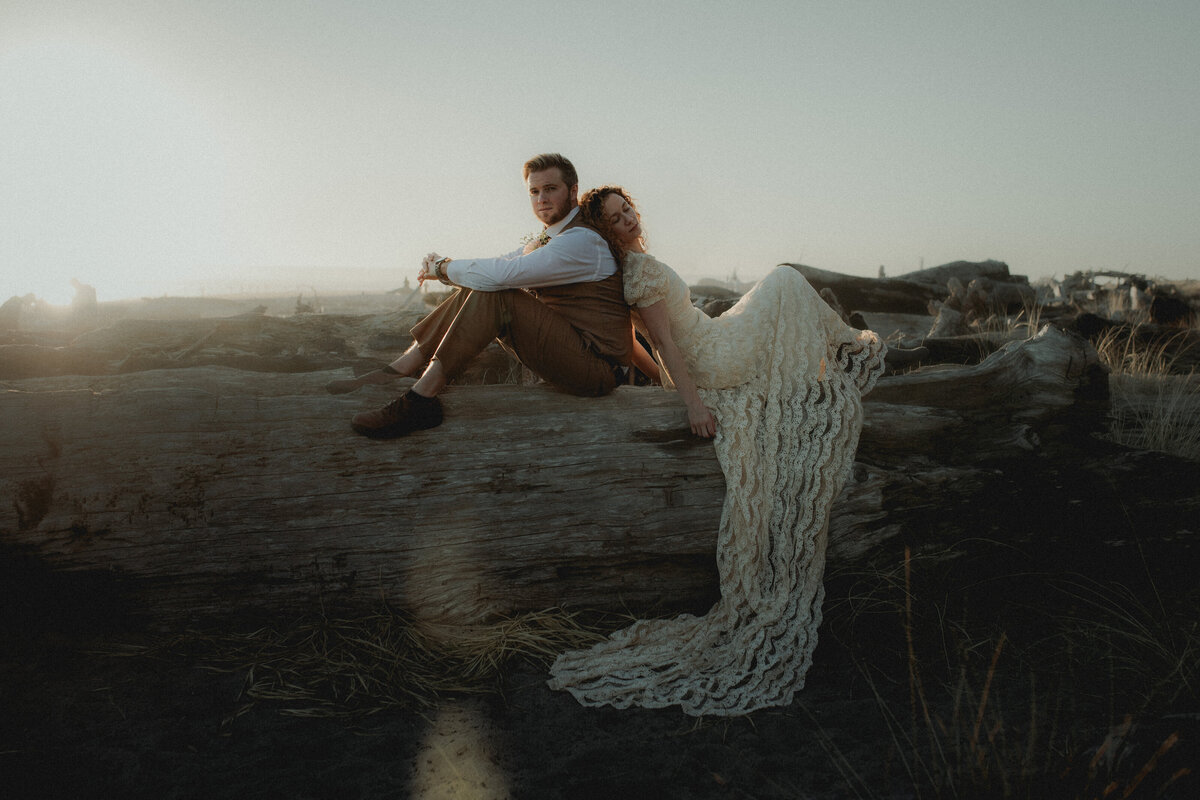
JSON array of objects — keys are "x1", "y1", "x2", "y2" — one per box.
[{"x1": 547, "y1": 257, "x2": 887, "y2": 716}]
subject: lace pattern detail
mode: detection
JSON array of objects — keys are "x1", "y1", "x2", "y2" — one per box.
[
  {"x1": 622, "y1": 252, "x2": 671, "y2": 308},
  {"x1": 548, "y1": 264, "x2": 886, "y2": 716}
]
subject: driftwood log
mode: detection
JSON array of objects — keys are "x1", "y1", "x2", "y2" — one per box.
[
  {"x1": 896, "y1": 259, "x2": 1013, "y2": 288},
  {"x1": 3, "y1": 326, "x2": 1198, "y2": 630},
  {"x1": 783, "y1": 260, "x2": 1043, "y2": 325},
  {"x1": 781, "y1": 263, "x2": 945, "y2": 314}
]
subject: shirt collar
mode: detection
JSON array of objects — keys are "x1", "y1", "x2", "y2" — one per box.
[{"x1": 543, "y1": 206, "x2": 580, "y2": 238}]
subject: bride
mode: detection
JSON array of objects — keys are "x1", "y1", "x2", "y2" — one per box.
[{"x1": 547, "y1": 186, "x2": 890, "y2": 716}]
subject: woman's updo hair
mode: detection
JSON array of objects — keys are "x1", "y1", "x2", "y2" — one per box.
[{"x1": 578, "y1": 185, "x2": 643, "y2": 264}]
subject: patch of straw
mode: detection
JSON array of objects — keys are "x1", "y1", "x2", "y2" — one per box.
[
  {"x1": 836, "y1": 548, "x2": 1200, "y2": 798},
  {"x1": 1107, "y1": 371, "x2": 1200, "y2": 461},
  {"x1": 975, "y1": 300, "x2": 1046, "y2": 342},
  {"x1": 1049, "y1": 578, "x2": 1200, "y2": 710},
  {"x1": 1092, "y1": 322, "x2": 1200, "y2": 460},
  {"x1": 106, "y1": 606, "x2": 604, "y2": 718},
  {"x1": 1093, "y1": 326, "x2": 1189, "y2": 377}
]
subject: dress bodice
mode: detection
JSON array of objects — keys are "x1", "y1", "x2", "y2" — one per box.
[
  {"x1": 622, "y1": 252, "x2": 877, "y2": 392},
  {"x1": 623, "y1": 252, "x2": 719, "y2": 385}
]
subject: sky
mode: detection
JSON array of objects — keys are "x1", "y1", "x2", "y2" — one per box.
[{"x1": 2, "y1": 0, "x2": 1198, "y2": 304}]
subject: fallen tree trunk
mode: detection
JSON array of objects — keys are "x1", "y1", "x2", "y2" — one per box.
[
  {"x1": 783, "y1": 263, "x2": 944, "y2": 314},
  {"x1": 3, "y1": 326, "x2": 1196, "y2": 629},
  {"x1": 917, "y1": 332, "x2": 1019, "y2": 365},
  {"x1": 897, "y1": 259, "x2": 1014, "y2": 287},
  {"x1": 784, "y1": 260, "x2": 1033, "y2": 317}
]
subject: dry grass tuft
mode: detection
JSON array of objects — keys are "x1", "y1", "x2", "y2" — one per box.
[
  {"x1": 1092, "y1": 326, "x2": 1192, "y2": 377},
  {"x1": 1107, "y1": 371, "x2": 1200, "y2": 461},
  {"x1": 107, "y1": 606, "x2": 604, "y2": 719},
  {"x1": 827, "y1": 548, "x2": 1200, "y2": 798},
  {"x1": 975, "y1": 300, "x2": 1046, "y2": 341},
  {"x1": 1092, "y1": 324, "x2": 1200, "y2": 461},
  {"x1": 1051, "y1": 579, "x2": 1200, "y2": 710}
]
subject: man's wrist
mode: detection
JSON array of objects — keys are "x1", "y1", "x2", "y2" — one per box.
[{"x1": 433, "y1": 257, "x2": 453, "y2": 285}]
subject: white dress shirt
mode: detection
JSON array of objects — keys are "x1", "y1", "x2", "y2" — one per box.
[{"x1": 444, "y1": 207, "x2": 618, "y2": 291}]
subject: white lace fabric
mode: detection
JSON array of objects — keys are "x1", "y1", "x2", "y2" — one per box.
[{"x1": 548, "y1": 258, "x2": 887, "y2": 716}]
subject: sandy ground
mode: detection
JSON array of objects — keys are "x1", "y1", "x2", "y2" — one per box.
[
  {"x1": 6, "y1": 556, "x2": 1198, "y2": 799},
  {"x1": 1, "y1": 614, "x2": 896, "y2": 800}
]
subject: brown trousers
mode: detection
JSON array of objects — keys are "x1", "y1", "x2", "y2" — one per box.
[{"x1": 410, "y1": 288, "x2": 620, "y2": 397}]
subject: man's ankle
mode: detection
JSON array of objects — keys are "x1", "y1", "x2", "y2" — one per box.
[{"x1": 406, "y1": 388, "x2": 438, "y2": 402}]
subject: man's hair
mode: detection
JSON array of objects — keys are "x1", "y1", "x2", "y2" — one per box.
[{"x1": 522, "y1": 153, "x2": 578, "y2": 189}]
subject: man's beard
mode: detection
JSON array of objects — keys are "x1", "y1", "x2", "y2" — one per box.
[{"x1": 544, "y1": 202, "x2": 572, "y2": 226}]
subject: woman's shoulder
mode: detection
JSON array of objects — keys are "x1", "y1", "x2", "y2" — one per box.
[
  {"x1": 625, "y1": 251, "x2": 675, "y2": 275},
  {"x1": 623, "y1": 252, "x2": 674, "y2": 305},
  {"x1": 623, "y1": 251, "x2": 667, "y2": 281}
]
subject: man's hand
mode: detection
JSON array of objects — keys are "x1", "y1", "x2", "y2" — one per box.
[{"x1": 418, "y1": 252, "x2": 444, "y2": 285}]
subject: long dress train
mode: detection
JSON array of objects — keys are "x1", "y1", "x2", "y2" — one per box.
[{"x1": 547, "y1": 258, "x2": 886, "y2": 716}]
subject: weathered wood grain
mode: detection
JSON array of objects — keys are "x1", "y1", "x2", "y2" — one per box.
[{"x1": 0, "y1": 327, "x2": 1123, "y2": 627}]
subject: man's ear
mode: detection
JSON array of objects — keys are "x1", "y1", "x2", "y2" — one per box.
[{"x1": 569, "y1": 185, "x2": 579, "y2": 206}]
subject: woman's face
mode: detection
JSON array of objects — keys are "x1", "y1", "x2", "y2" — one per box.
[{"x1": 602, "y1": 192, "x2": 641, "y2": 246}]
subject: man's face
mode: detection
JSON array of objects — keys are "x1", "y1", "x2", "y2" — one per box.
[{"x1": 527, "y1": 168, "x2": 577, "y2": 226}]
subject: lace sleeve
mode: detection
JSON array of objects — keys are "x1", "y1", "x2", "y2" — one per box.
[
  {"x1": 622, "y1": 253, "x2": 670, "y2": 308},
  {"x1": 818, "y1": 299, "x2": 887, "y2": 394},
  {"x1": 834, "y1": 330, "x2": 888, "y2": 395}
]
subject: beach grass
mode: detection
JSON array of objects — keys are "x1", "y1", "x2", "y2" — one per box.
[
  {"x1": 1092, "y1": 322, "x2": 1200, "y2": 462},
  {"x1": 104, "y1": 606, "x2": 605, "y2": 720},
  {"x1": 986, "y1": 297, "x2": 1199, "y2": 462},
  {"x1": 825, "y1": 547, "x2": 1199, "y2": 798}
]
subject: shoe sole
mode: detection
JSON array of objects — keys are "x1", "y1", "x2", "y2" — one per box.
[
  {"x1": 351, "y1": 423, "x2": 407, "y2": 439},
  {"x1": 351, "y1": 418, "x2": 443, "y2": 439}
]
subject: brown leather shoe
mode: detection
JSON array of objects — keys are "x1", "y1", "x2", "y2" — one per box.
[
  {"x1": 351, "y1": 392, "x2": 443, "y2": 438},
  {"x1": 883, "y1": 345, "x2": 930, "y2": 373},
  {"x1": 326, "y1": 366, "x2": 403, "y2": 395}
]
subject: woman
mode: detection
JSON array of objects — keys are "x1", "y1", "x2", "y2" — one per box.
[{"x1": 546, "y1": 186, "x2": 889, "y2": 716}]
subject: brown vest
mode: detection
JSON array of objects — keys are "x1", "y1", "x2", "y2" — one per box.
[{"x1": 529, "y1": 213, "x2": 631, "y2": 365}]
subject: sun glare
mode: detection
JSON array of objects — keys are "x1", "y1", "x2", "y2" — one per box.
[{"x1": 1, "y1": 36, "x2": 233, "y2": 303}]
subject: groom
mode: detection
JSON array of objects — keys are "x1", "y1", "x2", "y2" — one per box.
[{"x1": 344, "y1": 153, "x2": 632, "y2": 438}]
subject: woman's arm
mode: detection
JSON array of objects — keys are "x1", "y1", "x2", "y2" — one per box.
[{"x1": 636, "y1": 301, "x2": 717, "y2": 438}]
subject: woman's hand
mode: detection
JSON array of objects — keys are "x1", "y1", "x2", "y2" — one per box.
[{"x1": 688, "y1": 403, "x2": 717, "y2": 438}]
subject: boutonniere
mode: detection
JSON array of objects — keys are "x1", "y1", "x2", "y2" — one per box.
[{"x1": 521, "y1": 231, "x2": 552, "y2": 254}]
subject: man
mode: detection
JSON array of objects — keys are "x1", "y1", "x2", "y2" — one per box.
[{"x1": 340, "y1": 153, "x2": 631, "y2": 438}]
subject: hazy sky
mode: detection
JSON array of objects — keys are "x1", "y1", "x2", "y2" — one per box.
[{"x1": 2, "y1": 0, "x2": 1198, "y2": 304}]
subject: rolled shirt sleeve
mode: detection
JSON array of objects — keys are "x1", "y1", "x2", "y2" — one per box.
[{"x1": 444, "y1": 228, "x2": 618, "y2": 291}]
